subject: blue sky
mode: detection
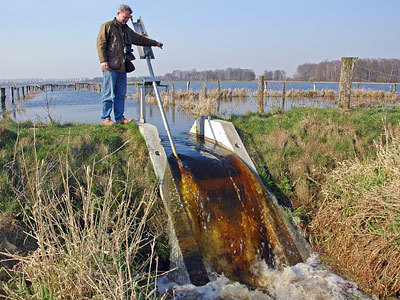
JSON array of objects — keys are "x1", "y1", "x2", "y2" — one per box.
[{"x1": 0, "y1": 0, "x2": 399, "y2": 80}]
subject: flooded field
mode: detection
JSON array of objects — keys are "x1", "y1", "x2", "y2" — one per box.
[{"x1": 0, "y1": 82, "x2": 340, "y2": 146}]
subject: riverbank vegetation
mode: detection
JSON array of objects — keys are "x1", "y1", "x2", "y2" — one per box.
[
  {"x1": 230, "y1": 106, "x2": 400, "y2": 298},
  {"x1": 0, "y1": 120, "x2": 168, "y2": 299},
  {"x1": 1, "y1": 105, "x2": 400, "y2": 299}
]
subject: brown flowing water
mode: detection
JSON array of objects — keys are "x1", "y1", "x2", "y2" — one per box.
[
  {"x1": 162, "y1": 138, "x2": 370, "y2": 300},
  {"x1": 169, "y1": 147, "x2": 302, "y2": 288}
]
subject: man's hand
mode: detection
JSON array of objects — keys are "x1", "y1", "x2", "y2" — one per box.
[
  {"x1": 156, "y1": 42, "x2": 163, "y2": 49},
  {"x1": 101, "y1": 62, "x2": 110, "y2": 70}
]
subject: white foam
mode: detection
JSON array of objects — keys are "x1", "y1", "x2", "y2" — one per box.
[{"x1": 157, "y1": 254, "x2": 372, "y2": 300}]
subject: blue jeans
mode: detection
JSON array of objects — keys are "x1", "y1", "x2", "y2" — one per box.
[{"x1": 101, "y1": 71, "x2": 127, "y2": 121}]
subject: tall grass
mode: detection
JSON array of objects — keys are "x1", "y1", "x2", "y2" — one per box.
[
  {"x1": 310, "y1": 129, "x2": 400, "y2": 298},
  {"x1": 0, "y1": 124, "x2": 166, "y2": 299}
]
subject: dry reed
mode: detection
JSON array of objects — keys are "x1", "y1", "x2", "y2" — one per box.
[
  {"x1": 310, "y1": 130, "x2": 400, "y2": 298},
  {"x1": 177, "y1": 94, "x2": 218, "y2": 117},
  {"x1": 264, "y1": 89, "x2": 337, "y2": 99},
  {"x1": 1, "y1": 130, "x2": 167, "y2": 300}
]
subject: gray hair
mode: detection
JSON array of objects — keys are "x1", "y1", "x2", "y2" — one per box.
[{"x1": 118, "y1": 5, "x2": 132, "y2": 14}]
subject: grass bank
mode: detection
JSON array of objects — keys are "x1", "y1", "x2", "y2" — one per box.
[
  {"x1": 0, "y1": 120, "x2": 168, "y2": 299},
  {"x1": 230, "y1": 106, "x2": 400, "y2": 299}
]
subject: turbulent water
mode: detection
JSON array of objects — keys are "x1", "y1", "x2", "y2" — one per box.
[
  {"x1": 158, "y1": 254, "x2": 370, "y2": 300},
  {"x1": 157, "y1": 255, "x2": 369, "y2": 299}
]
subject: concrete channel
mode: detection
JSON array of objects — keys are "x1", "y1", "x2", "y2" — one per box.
[{"x1": 138, "y1": 117, "x2": 312, "y2": 286}]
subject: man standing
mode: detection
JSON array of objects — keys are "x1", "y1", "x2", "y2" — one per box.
[{"x1": 97, "y1": 5, "x2": 163, "y2": 125}]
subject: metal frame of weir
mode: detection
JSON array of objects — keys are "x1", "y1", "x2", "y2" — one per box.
[{"x1": 131, "y1": 17, "x2": 178, "y2": 158}]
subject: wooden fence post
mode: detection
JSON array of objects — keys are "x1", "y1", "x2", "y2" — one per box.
[
  {"x1": 1, "y1": 88, "x2": 6, "y2": 110},
  {"x1": 202, "y1": 81, "x2": 207, "y2": 97},
  {"x1": 186, "y1": 81, "x2": 190, "y2": 95},
  {"x1": 171, "y1": 83, "x2": 175, "y2": 106},
  {"x1": 16, "y1": 88, "x2": 20, "y2": 100},
  {"x1": 216, "y1": 80, "x2": 221, "y2": 111},
  {"x1": 257, "y1": 76, "x2": 264, "y2": 113},
  {"x1": 135, "y1": 83, "x2": 140, "y2": 102},
  {"x1": 338, "y1": 57, "x2": 358, "y2": 109},
  {"x1": 10, "y1": 87, "x2": 14, "y2": 104},
  {"x1": 281, "y1": 82, "x2": 286, "y2": 111}
]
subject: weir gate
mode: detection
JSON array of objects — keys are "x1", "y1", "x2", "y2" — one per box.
[{"x1": 138, "y1": 117, "x2": 312, "y2": 290}]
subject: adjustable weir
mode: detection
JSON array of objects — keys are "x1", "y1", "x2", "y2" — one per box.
[
  {"x1": 133, "y1": 17, "x2": 311, "y2": 289},
  {"x1": 139, "y1": 117, "x2": 311, "y2": 289}
]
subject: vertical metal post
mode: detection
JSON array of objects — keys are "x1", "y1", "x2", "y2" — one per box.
[
  {"x1": 132, "y1": 16, "x2": 178, "y2": 159},
  {"x1": 140, "y1": 85, "x2": 146, "y2": 123},
  {"x1": 146, "y1": 57, "x2": 178, "y2": 158}
]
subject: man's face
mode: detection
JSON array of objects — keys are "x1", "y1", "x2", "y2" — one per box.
[{"x1": 116, "y1": 10, "x2": 131, "y2": 24}]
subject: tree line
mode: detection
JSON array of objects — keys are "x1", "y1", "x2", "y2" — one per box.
[
  {"x1": 262, "y1": 69, "x2": 287, "y2": 81},
  {"x1": 89, "y1": 58, "x2": 400, "y2": 83},
  {"x1": 163, "y1": 68, "x2": 256, "y2": 81},
  {"x1": 294, "y1": 58, "x2": 400, "y2": 82}
]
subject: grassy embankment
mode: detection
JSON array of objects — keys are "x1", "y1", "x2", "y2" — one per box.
[
  {"x1": 0, "y1": 120, "x2": 168, "y2": 299},
  {"x1": 1, "y1": 106, "x2": 399, "y2": 299},
  {"x1": 230, "y1": 106, "x2": 400, "y2": 299}
]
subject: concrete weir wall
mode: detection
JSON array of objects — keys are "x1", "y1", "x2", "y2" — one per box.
[
  {"x1": 138, "y1": 118, "x2": 311, "y2": 285},
  {"x1": 190, "y1": 116, "x2": 257, "y2": 174},
  {"x1": 138, "y1": 123, "x2": 209, "y2": 285}
]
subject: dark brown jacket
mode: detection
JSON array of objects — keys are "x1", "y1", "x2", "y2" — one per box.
[{"x1": 97, "y1": 18, "x2": 158, "y2": 72}]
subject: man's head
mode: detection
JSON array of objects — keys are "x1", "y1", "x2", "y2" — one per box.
[{"x1": 116, "y1": 5, "x2": 132, "y2": 24}]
